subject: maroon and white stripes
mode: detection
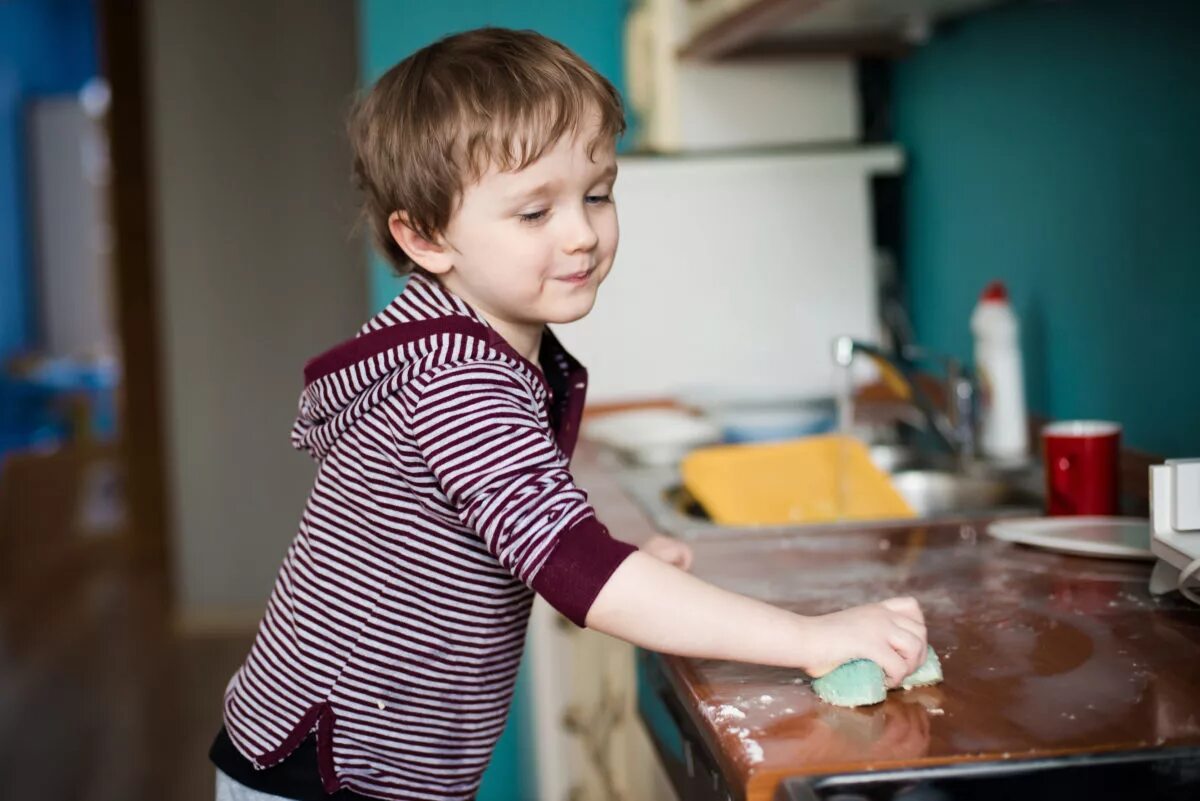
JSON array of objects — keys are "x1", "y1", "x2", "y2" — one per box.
[{"x1": 221, "y1": 275, "x2": 635, "y2": 799}]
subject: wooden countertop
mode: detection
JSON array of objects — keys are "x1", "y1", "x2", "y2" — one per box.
[{"x1": 571, "y1": 438, "x2": 1200, "y2": 801}]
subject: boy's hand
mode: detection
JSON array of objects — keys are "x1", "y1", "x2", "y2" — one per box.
[
  {"x1": 798, "y1": 596, "x2": 928, "y2": 688},
  {"x1": 639, "y1": 535, "x2": 693, "y2": 572}
]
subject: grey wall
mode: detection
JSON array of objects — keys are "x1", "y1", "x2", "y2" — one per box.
[{"x1": 146, "y1": 1, "x2": 365, "y2": 618}]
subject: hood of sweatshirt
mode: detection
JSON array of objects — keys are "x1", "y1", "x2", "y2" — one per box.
[{"x1": 290, "y1": 272, "x2": 586, "y2": 462}]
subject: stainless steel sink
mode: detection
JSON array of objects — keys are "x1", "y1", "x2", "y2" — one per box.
[
  {"x1": 613, "y1": 447, "x2": 1044, "y2": 540},
  {"x1": 889, "y1": 469, "x2": 1041, "y2": 517},
  {"x1": 867, "y1": 443, "x2": 953, "y2": 473}
]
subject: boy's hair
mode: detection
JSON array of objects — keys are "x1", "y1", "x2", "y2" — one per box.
[{"x1": 350, "y1": 27, "x2": 626, "y2": 274}]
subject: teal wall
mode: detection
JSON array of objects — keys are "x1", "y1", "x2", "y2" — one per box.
[
  {"x1": 894, "y1": 0, "x2": 1200, "y2": 456},
  {"x1": 359, "y1": 0, "x2": 630, "y2": 315},
  {"x1": 356, "y1": 6, "x2": 631, "y2": 796}
]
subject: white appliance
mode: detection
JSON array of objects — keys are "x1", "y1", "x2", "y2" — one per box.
[
  {"x1": 556, "y1": 146, "x2": 902, "y2": 403},
  {"x1": 28, "y1": 95, "x2": 116, "y2": 359},
  {"x1": 1149, "y1": 459, "x2": 1200, "y2": 604}
]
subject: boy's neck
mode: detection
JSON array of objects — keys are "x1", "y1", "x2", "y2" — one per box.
[
  {"x1": 428, "y1": 274, "x2": 544, "y2": 368},
  {"x1": 487, "y1": 317, "x2": 544, "y2": 367}
]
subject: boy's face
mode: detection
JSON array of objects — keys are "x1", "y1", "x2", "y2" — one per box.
[{"x1": 426, "y1": 117, "x2": 619, "y2": 347}]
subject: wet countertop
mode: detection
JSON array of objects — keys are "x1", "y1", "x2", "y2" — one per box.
[{"x1": 572, "y1": 439, "x2": 1200, "y2": 801}]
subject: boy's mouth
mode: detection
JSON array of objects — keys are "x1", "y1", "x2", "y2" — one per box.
[{"x1": 556, "y1": 267, "x2": 595, "y2": 284}]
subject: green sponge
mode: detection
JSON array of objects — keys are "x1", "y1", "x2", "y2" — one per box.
[
  {"x1": 812, "y1": 646, "x2": 943, "y2": 708},
  {"x1": 899, "y1": 646, "x2": 943, "y2": 690},
  {"x1": 811, "y1": 659, "x2": 886, "y2": 707}
]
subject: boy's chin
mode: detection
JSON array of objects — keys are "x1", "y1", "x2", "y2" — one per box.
[{"x1": 542, "y1": 293, "x2": 598, "y2": 325}]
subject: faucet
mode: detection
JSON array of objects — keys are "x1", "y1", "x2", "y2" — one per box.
[{"x1": 832, "y1": 335, "x2": 978, "y2": 462}]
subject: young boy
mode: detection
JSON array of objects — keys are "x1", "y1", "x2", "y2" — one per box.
[{"x1": 210, "y1": 27, "x2": 927, "y2": 801}]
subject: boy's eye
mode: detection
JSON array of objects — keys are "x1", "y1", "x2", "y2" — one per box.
[{"x1": 518, "y1": 194, "x2": 611, "y2": 224}]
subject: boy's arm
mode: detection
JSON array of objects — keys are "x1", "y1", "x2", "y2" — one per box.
[
  {"x1": 401, "y1": 361, "x2": 638, "y2": 625},
  {"x1": 585, "y1": 551, "x2": 928, "y2": 686},
  {"x1": 400, "y1": 361, "x2": 922, "y2": 682}
]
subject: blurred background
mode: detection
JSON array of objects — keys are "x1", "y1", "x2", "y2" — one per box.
[{"x1": 0, "y1": 1, "x2": 1196, "y2": 799}]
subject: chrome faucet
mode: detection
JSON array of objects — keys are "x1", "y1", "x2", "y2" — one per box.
[{"x1": 832, "y1": 335, "x2": 978, "y2": 462}]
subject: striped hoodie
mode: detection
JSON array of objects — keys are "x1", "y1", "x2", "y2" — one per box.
[{"x1": 220, "y1": 273, "x2": 637, "y2": 799}]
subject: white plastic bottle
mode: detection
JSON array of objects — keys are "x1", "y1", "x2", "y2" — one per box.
[{"x1": 971, "y1": 281, "x2": 1029, "y2": 463}]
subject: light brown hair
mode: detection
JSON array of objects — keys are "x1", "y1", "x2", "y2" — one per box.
[{"x1": 350, "y1": 27, "x2": 626, "y2": 274}]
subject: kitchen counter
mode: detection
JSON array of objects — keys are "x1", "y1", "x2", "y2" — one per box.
[{"x1": 571, "y1": 439, "x2": 1200, "y2": 801}]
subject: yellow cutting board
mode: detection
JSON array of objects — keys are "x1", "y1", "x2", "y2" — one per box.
[{"x1": 680, "y1": 435, "x2": 916, "y2": 526}]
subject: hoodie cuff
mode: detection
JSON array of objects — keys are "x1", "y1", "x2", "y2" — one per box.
[{"x1": 531, "y1": 516, "x2": 637, "y2": 628}]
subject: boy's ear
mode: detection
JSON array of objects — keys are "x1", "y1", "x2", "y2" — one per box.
[{"x1": 388, "y1": 212, "x2": 453, "y2": 275}]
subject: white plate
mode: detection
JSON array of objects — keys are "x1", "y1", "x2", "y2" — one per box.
[{"x1": 986, "y1": 517, "x2": 1154, "y2": 560}]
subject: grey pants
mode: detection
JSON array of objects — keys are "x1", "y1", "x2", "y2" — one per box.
[{"x1": 215, "y1": 769, "x2": 295, "y2": 801}]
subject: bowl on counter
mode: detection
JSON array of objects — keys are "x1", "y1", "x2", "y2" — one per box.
[
  {"x1": 676, "y1": 386, "x2": 836, "y2": 444},
  {"x1": 583, "y1": 408, "x2": 723, "y2": 466},
  {"x1": 714, "y1": 405, "x2": 836, "y2": 443}
]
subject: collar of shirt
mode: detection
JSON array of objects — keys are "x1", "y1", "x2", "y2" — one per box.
[{"x1": 302, "y1": 273, "x2": 590, "y2": 459}]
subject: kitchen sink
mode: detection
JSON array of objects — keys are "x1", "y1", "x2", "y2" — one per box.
[
  {"x1": 889, "y1": 469, "x2": 1041, "y2": 517},
  {"x1": 614, "y1": 444, "x2": 1044, "y2": 540}
]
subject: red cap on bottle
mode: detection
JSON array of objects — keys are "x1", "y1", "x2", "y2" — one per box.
[{"x1": 980, "y1": 280, "x2": 1009, "y2": 302}]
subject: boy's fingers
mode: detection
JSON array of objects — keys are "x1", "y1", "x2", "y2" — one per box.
[
  {"x1": 881, "y1": 595, "x2": 920, "y2": 615},
  {"x1": 888, "y1": 629, "x2": 925, "y2": 673},
  {"x1": 881, "y1": 595, "x2": 924, "y2": 625},
  {"x1": 894, "y1": 616, "x2": 927, "y2": 645},
  {"x1": 649, "y1": 538, "x2": 693, "y2": 571},
  {"x1": 875, "y1": 647, "x2": 909, "y2": 688}
]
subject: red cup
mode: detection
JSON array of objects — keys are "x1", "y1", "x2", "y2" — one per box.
[{"x1": 1042, "y1": 420, "x2": 1121, "y2": 516}]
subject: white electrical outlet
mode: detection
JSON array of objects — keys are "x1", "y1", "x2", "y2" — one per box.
[
  {"x1": 1167, "y1": 459, "x2": 1200, "y2": 531},
  {"x1": 1150, "y1": 461, "x2": 1200, "y2": 604}
]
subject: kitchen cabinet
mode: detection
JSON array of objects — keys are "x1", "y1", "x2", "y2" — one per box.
[
  {"x1": 530, "y1": 604, "x2": 681, "y2": 801},
  {"x1": 527, "y1": 440, "x2": 685, "y2": 801},
  {"x1": 528, "y1": 600, "x2": 678, "y2": 801},
  {"x1": 680, "y1": 0, "x2": 1012, "y2": 60},
  {"x1": 625, "y1": 0, "x2": 860, "y2": 152}
]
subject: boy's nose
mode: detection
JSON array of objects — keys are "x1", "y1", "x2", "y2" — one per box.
[{"x1": 562, "y1": 211, "x2": 599, "y2": 254}]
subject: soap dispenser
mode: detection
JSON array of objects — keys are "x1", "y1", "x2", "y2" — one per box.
[{"x1": 971, "y1": 281, "x2": 1028, "y2": 463}]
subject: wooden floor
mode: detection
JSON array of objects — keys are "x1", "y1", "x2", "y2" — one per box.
[{"x1": 0, "y1": 444, "x2": 252, "y2": 801}]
